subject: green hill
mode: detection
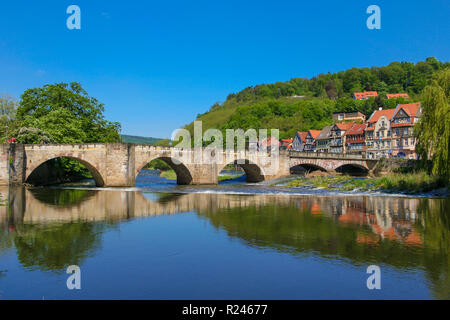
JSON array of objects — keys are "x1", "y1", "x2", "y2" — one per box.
[
  {"x1": 120, "y1": 134, "x2": 163, "y2": 145},
  {"x1": 185, "y1": 57, "x2": 449, "y2": 139}
]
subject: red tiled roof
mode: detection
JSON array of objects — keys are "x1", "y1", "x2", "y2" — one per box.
[
  {"x1": 354, "y1": 91, "x2": 378, "y2": 100},
  {"x1": 393, "y1": 102, "x2": 421, "y2": 119},
  {"x1": 297, "y1": 131, "x2": 308, "y2": 141},
  {"x1": 367, "y1": 108, "x2": 396, "y2": 123},
  {"x1": 308, "y1": 130, "x2": 321, "y2": 139},
  {"x1": 345, "y1": 123, "x2": 366, "y2": 135},
  {"x1": 386, "y1": 93, "x2": 410, "y2": 99},
  {"x1": 335, "y1": 122, "x2": 355, "y2": 131}
]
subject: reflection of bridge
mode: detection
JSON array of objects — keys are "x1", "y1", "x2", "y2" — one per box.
[
  {"x1": 0, "y1": 186, "x2": 418, "y2": 227},
  {"x1": 0, "y1": 144, "x2": 378, "y2": 187}
]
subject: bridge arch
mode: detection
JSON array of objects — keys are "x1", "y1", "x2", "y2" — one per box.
[
  {"x1": 290, "y1": 163, "x2": 327, "y2": 174},
  {"x1": 335, "y1": 164, "x2": 369, "y2": 176},
  {"x1": 26, "y1": 156, "x2": 105, "y2": 187},
  {"x1": 135, "y1": 156, "x2": 193, "y2": 185},
  {"x1": 218, "y1": 159, "x2": 265, "y2": 183}
]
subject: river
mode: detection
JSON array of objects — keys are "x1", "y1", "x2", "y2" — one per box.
[{"x1": 0, "y1": 170, "x2": 448, "y2": 299}]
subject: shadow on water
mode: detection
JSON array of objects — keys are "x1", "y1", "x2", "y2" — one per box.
[{"x1": 0, "y1": 177, "x2": 449, "y2": 298}]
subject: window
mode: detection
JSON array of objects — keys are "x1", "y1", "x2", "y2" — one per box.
[
  {"x1": 404, "y1": 138, "x2": 408, "y2": 146},
  {"x1": 396, "y1": 128, "x2": 399, "y2": 136}
]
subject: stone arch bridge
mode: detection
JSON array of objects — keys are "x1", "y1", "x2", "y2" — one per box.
[{"x1": 0, "y1": 144, "x2": 378, "y2": 187}]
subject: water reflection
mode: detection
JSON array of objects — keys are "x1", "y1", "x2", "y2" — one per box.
[{"x1": 0, "y1": 186, "x2": 448, "y2": 299}]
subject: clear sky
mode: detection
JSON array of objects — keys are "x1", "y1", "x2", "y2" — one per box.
[{"x1": 0, "y1": 0, "x2": 449, "y2": 138}]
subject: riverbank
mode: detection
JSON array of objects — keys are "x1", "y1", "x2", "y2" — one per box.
[{"x1": 284, "y1": 172, "x2": 449, "y2": 197}]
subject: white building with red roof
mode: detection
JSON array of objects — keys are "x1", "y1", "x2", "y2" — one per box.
[
  {"x1": 365, "y1": 108, "x2": 396, "y2": 159},
  {"x1": 390, "y1": 102, "x2": 422, "y2": 159}
]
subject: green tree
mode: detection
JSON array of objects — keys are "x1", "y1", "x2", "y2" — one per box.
[
  {"x1": 415, "y1": 68, "x2": 450, "y2": 181},
  {"x1": 15, "y1": 83, "x2": 121, "y2": 180},
  {"x1": 154, "y1": 138, "x2": 171, "y2": 147},
  {"x1": 16, "y1": 82, "x2": 120, "y2": 143},
  {"x1": 0, "y1": 94, "x2": 19, "y2": 142}
]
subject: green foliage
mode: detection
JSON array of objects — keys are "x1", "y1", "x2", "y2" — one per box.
[
  {"x1": 415, "y1": 68, "x2": 450, "y2": 181},
  {"x1": 287, "y1": 172, "x2": 447, "y2": 193},
  {"x1": 187, "y1": 58, "x2": 444, "y2": 139},
  {"x1": 0, "y1": 94, "x2": 19, "y2": 142},
  {"x1": 154, "y1": 138, "x2": 171, "y2": 146},
  {"x1": 144, "y1": 159, "x2": 172, "y2": 171},
  {"x1": 16, "y1": 82, "x2": 121, "y2": 143},
  {"x1": 12, "y1": 82, "x2": 121, "y2": 180},
  {"x1": 121, "y1": 134, "x2": 163, "y2": 145},
  {"x1": 16, "y1": 127, "x2": 54, "y2": 144}
]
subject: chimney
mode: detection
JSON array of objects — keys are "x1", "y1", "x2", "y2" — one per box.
[{"x1": 378, "y1": 107, "x2": 383, "y2": 111}]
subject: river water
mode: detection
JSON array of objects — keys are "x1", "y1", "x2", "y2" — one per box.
[{"x1": 0, "y1": 170, "x2": 448, "y2": 299}]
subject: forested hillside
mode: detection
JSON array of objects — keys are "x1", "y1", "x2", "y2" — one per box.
[{"x1": 185, "y1": 57, "x2": 449, "y2": 139}]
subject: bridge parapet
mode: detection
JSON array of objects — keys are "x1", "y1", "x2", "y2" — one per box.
[{"x1": 289, "y1": 151, "x2": 365, "y2": 160}]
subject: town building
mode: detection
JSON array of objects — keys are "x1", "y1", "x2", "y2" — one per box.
[
  {"x1": 353, "y1": 91, "x2": 378, "y2": 100},
  {"x1": 329, "y1": 122, "x2": 354, "y2": 153},
  {"x1": 365, "y1": 108, "x2": 395, "y2": 159},
  {"x1": 315, "y1": 126, "x2": 332, "y2": 153},
  {"x1": 344, "y1": 123, "x2": 366, "y2": 155},
  {"x1": 304, "y1": 130, "x2": 321, "y2": 152},
  {"x1": 280, "y1": 138, "x2": 293, "y2": 150},
  {"x1": 386, "y1": 93, "x2": 410, "y2": 99},
  {"x1": 390, "y1": 102, "x2": 422, "y2": 159},
  {"x1": 332, "y1": 111, "x2": 366, "y2": 123},
  {"x1": 292, "y1": 131, "x2": 307, "y2": 151}
]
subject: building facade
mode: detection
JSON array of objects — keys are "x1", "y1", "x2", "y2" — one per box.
[
  {"x1": 365, "y1": 108, "x2": 395, "y2": 159},
  {"x1": 329, "y1": 122, "x2": 354, "y2": 153},
  {"x1": 332, "y1": 111, "x2": 366, "y2": 123},
  {"x1": 292, "y1": 132, "x2": 307, "y2": 151},
  {"x1": 390, "y1": 102, "x2": 421, "y2": 159},
  {"x1": 315, "y1": 126, "x2": 332, "y2": 153},
  {"x1": 345, "y1": 123, "x2": 366, "y2": 155},
  {"x1": 304, "y1": 130, "x2": 321, "y2": 152}
]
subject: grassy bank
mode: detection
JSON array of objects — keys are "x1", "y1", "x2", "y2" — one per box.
[{"x1": 286, "y1": 172, "x2": 448, "y2": 194}]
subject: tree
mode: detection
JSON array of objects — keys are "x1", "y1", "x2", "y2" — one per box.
[
  {"x1": 15, "y1": 83, "x2": 121, "y2": 180},
  {"x1": 16, "y1": 127, "x2": 54, "y2": 144},
  {"x1": 16, "y1": 82, "x2": 120, "y2": 143},
  {"x1": 155, "y1": 139, "x2": 171, "y2": 147},
  {"x1": 0, "y1": 94, "x2": 19, "y2": 142},
  {"x1": 415, "y1": 68, "x2": 450, "y2": 181}
]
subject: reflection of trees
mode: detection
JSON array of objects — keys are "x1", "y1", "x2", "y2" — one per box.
[
  {"x1": 200, "y1": 198, "x2": 449, "y2": 299},
  {"x1": 13, "y1": 222, "x2": 109, "y2": 272},
  {"x1": 29, "y1": 188, "x2": 97, "y2": 207},
  {"x1": 415, "y1": 198, "x2": 450, "y2": 300},
  {"x1": 1, "y1": 185, "x2": 449, "y2": 298}
]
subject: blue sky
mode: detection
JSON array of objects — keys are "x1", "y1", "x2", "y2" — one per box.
[{"x1": 0, "y1": 0, "x2": 449, "y2": 138}]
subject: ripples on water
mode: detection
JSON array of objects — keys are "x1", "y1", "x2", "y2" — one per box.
[{"x1": 0, "y1": 169, "x2": 448, "y2": 299}]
